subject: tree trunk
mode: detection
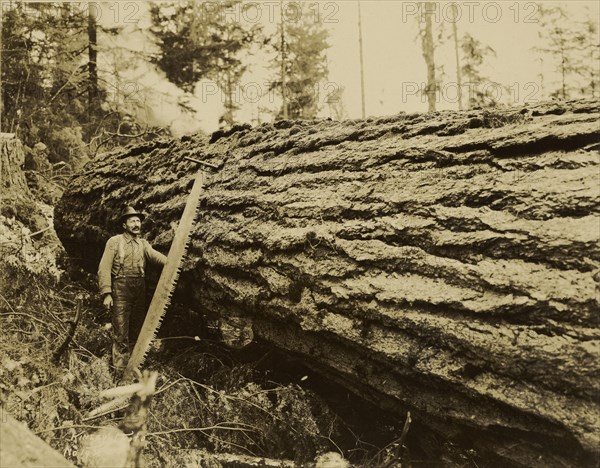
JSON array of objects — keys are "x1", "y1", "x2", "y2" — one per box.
[
  {"x1": 357, "y1": 0, "x2": 366, "y2": 119},
  {"x1": 450, "y1": 4, "x2": 463, "y2": 111},
  {"x1": 280, "y1": 0, "x2": 288, "y2": 120},
  {"x1": 87, "y1": 2, "x2": 98, "y2": 142},
  {"x1": 55, "y1": 101, "x2": 600, "y2": 467},
  {"x1": 0, "y1": 135, "x2": 30, "y2": 197},
  {"x1": 420, "y1": 2, "x2": 436, "y2": 112},
  {"x1": 0, "y1": 135, "x2": 51, "y2": 232},
  {"x1": 0, "y1": 6, "x2": 3, "y2": 133}
]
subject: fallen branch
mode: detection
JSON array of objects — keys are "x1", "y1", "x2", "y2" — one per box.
[
  {"x1": 34, "y1": 424, "x2": 103, "y2": 435},
  {"x1": 0, "y1": 293, "x2": 16, "y2": 312},
  {"x1": 174, "y1": 449, "x2": 295, "y2": 467},
  {"x1": 149, "y1": 421, "x2": 258, "y2": 437},
  {"x1": 0, "y1": 311, "x2": 60, "y2": 334},
  {"x1": 52, "y1": 297, "x2": 82, "y2": 364}
]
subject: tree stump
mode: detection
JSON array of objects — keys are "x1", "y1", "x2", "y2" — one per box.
[
  {"x1": 0, "y1": 134, "x2": 30, "y2": 198},
  {"x1": 0, "y1": 134, "x2": 47, "y2": 231}
]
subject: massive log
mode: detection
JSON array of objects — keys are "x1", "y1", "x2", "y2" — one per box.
[{"x1": 55, "y1": 101, "x2": 600, "y2": 466}]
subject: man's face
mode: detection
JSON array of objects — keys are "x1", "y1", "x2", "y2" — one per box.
[{"x1": 123, "y1": 216, "x2": 142, "y2": 236}]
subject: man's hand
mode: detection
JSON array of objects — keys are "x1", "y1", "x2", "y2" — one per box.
[{"x1": 103, "y1": 294, "x2": 113, "y2": 310}]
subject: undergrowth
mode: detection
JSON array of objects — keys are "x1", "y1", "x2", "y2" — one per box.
[{"x1": 0, "y1": 214, "x2": 410, "y2": 467}]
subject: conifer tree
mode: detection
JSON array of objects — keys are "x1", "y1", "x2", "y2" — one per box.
[
  {"x1": 150, "y1": 0, "x2": 260, "y2": 126},
  {"x1": 270, "y1": 2, "x2": 330, "y2": 120},
  {"x1": 573, "y1": 11, "x2": 600, "y2": 98},
  {"x1": 460, "y1": 33, "x2": 498, "y2": 108},
  {"x1": 417, "y1": 2, "x2": 437, "y2": 112},
  {"x1": 535, "y1": 5, "x2": 579, "y2": 100}
]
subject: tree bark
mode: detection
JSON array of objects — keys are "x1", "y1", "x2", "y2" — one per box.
[
  {"x1": 0, "y1": 135, "x2": 29, "y2": 196},
  {"x1": 55, "y1": 101, "x2": 600, "y2": 467},
  {"x1": 87, "y1": 2, "x2": 98, "y2": 142},
  {"x1": 0, "y1": 135, "x2": 50, "y2": 232}
]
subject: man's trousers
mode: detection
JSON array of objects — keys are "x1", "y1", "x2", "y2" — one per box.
[{"x1": 111, "y1": 277, "x2": 146, "y2": 371}]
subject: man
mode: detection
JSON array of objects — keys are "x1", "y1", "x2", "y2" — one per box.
[{"x1": 98, "y1": 206, "x2": 167, "y2": 372}]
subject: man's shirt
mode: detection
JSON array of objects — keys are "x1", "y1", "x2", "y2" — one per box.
[{"x1": 97, "y1": 232, "x2": 167, "y2": 295}]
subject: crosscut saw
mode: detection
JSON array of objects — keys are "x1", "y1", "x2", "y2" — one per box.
[{"x1": 86, "y1": 157, "x2": 217, "y2": 419}]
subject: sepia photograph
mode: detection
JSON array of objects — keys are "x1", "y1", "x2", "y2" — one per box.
[{"x1": 0, "y1": 1, "x2": 598, "y2": 467}]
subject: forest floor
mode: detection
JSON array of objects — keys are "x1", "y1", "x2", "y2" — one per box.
[{"x1": 0, "y1": 199, "x2": 476, "y2": 467}]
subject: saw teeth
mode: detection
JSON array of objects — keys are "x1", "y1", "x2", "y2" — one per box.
[{"x1": 125, "y1": 170, "x2": 208, "y2": 375}]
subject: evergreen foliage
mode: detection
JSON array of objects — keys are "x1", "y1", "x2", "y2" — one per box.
[
  {"x1": 460, "y1": 33, "x2": 498, "y2": 108},
  {"x1": 149, "y1": 0, "x2": 262, "y2": 126},
  {"x1": 1, "y1": 3, "x2": 162, "y2": 168},
  {"x1": 270, "y1": 3, "x2": 330, "y2": 119}
]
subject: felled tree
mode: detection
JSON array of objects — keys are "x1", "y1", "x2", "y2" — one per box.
[{"x1": 56, "y1": 100, "x2": 600, "y2": 467}]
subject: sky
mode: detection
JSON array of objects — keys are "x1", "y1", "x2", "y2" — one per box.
[{"x1": 94, "y1": 1, "x2": 600, "y2": 134}]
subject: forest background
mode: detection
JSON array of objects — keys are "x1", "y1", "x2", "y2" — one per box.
[{"x1": 0, "y1": 0, "x2": 598, "y2": 177}]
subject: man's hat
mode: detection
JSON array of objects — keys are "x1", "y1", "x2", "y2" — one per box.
[{"x1": 119, "y1": 206, "x2": 145, "y2": 223}]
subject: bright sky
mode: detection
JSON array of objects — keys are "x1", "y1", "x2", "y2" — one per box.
[{"x1": 95, "y1": 1, "x2": 599, "y2": 134}]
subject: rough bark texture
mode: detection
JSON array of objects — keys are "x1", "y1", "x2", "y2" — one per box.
[
  {"x1": 0, "y1": 135, "x2": 30, "y2": 197},
  {"x1": 55, "y1": 101, "x2": 600, "y2": 467},
  {"x1": 0, "y1": 135, "x2": 48, "y2": 232}
]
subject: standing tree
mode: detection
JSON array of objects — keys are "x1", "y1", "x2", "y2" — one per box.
[
  {"x1": 460, "y1": 33, "x2": 498, "y2": 108},
  {"x1": 270, "y1": 2, "x2": 330, "y2": 120},
  {"x1": 357, "y1": 0, "x2": 366, "y2": 119},
  {"x1": 535, "y1": 5, "x2": 579, "y2": 100},
  {"x1": 1, "y1": 3, "x2": 90, "y2": 163},
  {"x1": 326, "y1": 85, "x2": 348, "y2": 121},
  {"x1": 573, "y1": 10, "x2": 600, "y2": 98},
  {"x1": 1, "y1": 3, "x2": 153, "y2": 167},
  {"x1": 87, "y1": 2, "x2": 99, "y2": 138},
  {"x1": 279, "y1": 0, "x2": 288, "y2": 119},
  {"x1": 150, "y1": 0, "x2": 260, "y2": 126},
  {"x1": 449, "y1": 3, "x2": 463, "y2": 110},
  {"x1": 213, "y1": 20, "x2": 260, "y2": 127},
  {"x1": 0, "y1": 5, "x2": 3, "y2": 133},
  {"x1": 417, "y1": 2, "x2": 437, "y2": 112}
]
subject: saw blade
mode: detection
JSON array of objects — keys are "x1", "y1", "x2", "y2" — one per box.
[{"x1": 124, "y1": 169, "x2": 206, "y2": 378}]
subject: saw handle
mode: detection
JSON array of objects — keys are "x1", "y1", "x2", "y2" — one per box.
[{"x1": 184, "y1": 156, "x2": 219, "y2": 171}]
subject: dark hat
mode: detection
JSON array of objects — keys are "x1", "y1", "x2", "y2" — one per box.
[{"x1": 119, "y1": 206, "x2": 145, "y2": 223}]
